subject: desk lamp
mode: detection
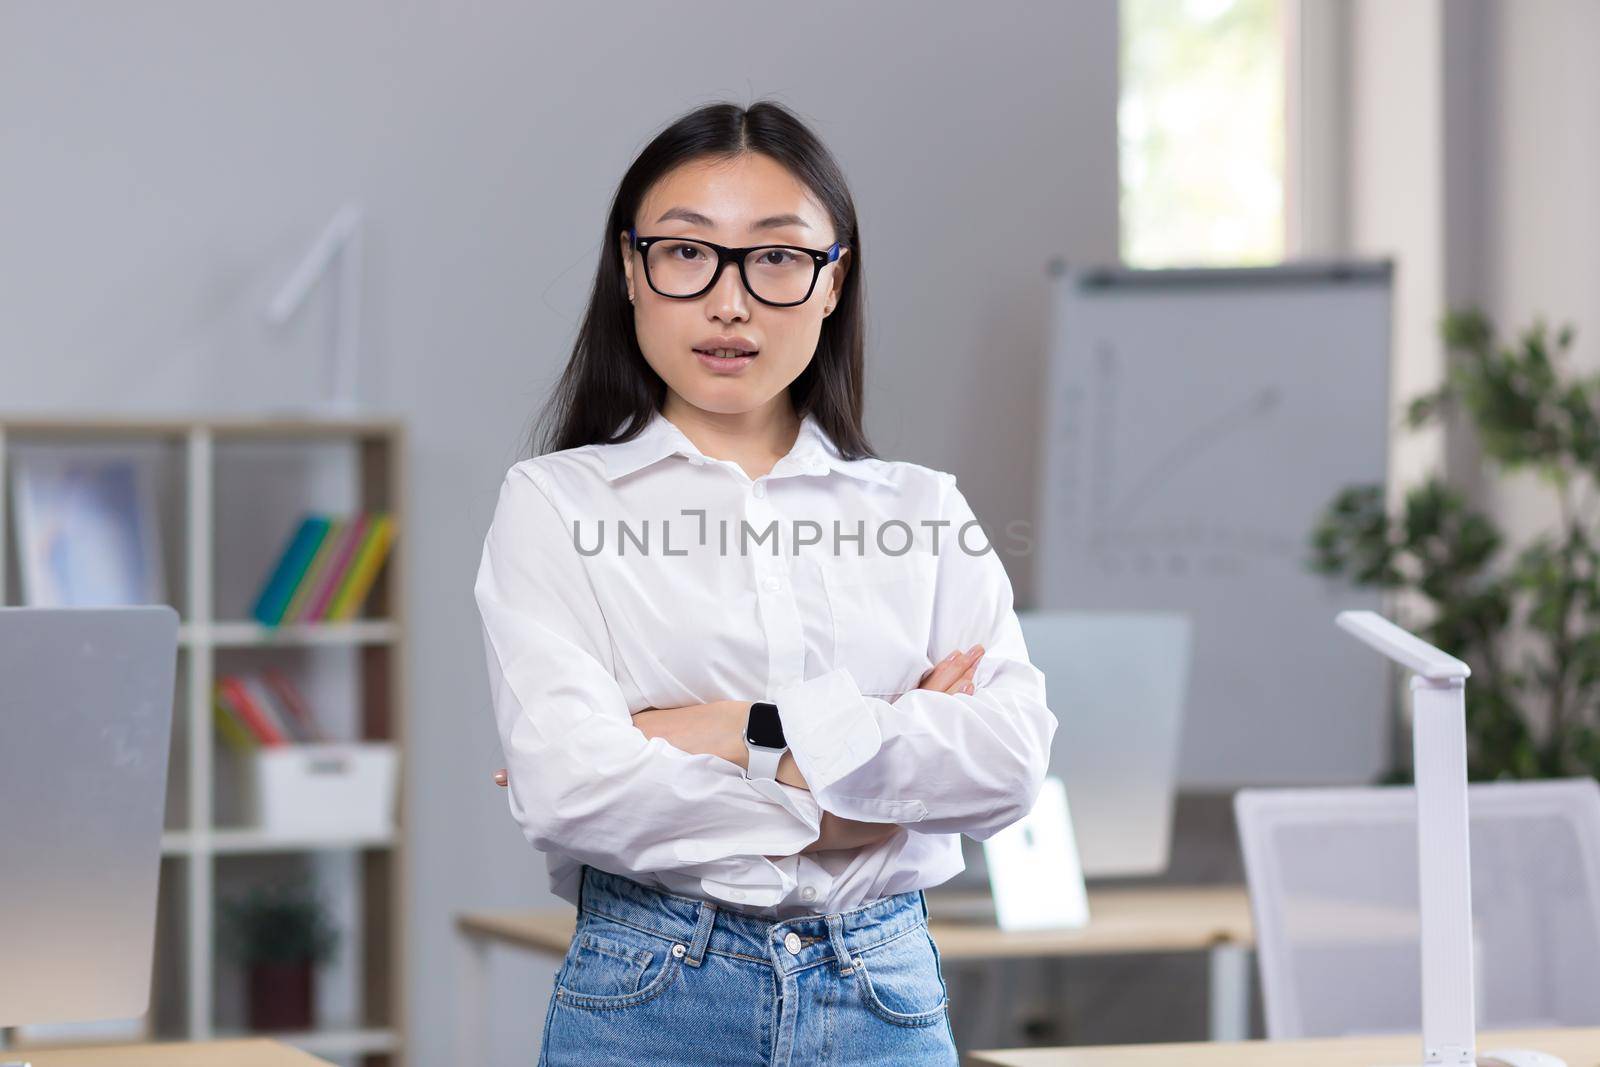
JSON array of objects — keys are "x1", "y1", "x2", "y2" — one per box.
[{"x1": 1335, "y1": 610, "x2": 1564, "y2": 1067}]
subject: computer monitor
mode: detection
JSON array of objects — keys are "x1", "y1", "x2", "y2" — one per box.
[
  {"x1": 1029, "y1": 611, "x2": 1191, "y2": 877},
  {"x1": 948, "y1": 610, "x2": 1191, "y2": 887},
  {"x1": 0, "y1": 605, "x2": 179, "y2": 1030}
]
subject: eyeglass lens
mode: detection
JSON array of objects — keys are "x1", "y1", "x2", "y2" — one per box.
[{"x1": 646, "y1": 239, "x2": 817, "y2": 304}]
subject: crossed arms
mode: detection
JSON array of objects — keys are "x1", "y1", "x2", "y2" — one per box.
[{"x1": 474, "y1": 463, "x2": 1056, "y2": 903}]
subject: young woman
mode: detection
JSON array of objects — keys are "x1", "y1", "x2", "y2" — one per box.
[{"x1": 474, "y1": 99, "x2": 1057, "y2": 1066}]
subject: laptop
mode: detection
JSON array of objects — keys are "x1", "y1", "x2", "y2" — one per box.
[
  {"x1": 0, "y1": 605, "x2": 179, "y2": 1031},
  {"x1": 938, "y1": 611, "x2": 1191, "y2": 903}
]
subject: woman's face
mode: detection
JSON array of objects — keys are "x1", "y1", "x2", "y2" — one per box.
[{"x1": 620, "y1": 153, "x2": 848, "y2": 418}]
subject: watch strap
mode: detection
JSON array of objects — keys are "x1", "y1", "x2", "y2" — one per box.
[
  {"x1": 746, "y1": 743, "x2": 785, "y2": 781},
  {"x1": 745, "y1": 700, "x2": 787, "y2": 781}
]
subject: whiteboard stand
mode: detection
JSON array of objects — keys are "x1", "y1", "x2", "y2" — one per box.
[{"x1": 1334, "y1": 610, "x2": 1565, "y2": 1067}]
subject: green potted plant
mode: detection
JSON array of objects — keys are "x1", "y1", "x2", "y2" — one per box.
[
  {"x1": 1309, "y1": 307, "x2": 1600, "y2": 782},
  {"x1": 218, "y1": 881, "x2": 340, "y2": 1032}
]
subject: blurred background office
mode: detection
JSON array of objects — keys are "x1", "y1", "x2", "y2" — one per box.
[{"x1": 3, "y1": 2, "x2": 1599, "y2": 1065}]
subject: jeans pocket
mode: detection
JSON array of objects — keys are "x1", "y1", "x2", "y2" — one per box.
[
  {"x1": 555, "y1": 913, "x2": 684, "y2": 1011},
  {"x1": 852, "y1": 924, "x2": 949, "y2": 1028}
]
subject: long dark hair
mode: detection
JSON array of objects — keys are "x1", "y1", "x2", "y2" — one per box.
[{"x1": 527, "y1": 99, "x2": 877, "y2": 461}]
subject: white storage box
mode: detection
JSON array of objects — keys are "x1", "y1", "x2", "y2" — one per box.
[{"x1": 243, "y1": 741, "x2": 398, "y2": 839}]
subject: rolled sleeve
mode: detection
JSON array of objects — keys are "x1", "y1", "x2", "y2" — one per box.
[
  {"x1": 773, "y1": 473, "x2": 1058, "y2": 839},
  {"x1": 475, "y1": 463, "x2": 823, "y2": 905},
  {"x1": 769, "y1": 666, "x2": 883, "y2": 793}
]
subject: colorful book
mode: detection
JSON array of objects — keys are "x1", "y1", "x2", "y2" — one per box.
[
  {"x1": 302, "y1": 514, "x2": 361, "y2": 622},
  {"x1": 243, "y1": 674, "x2": 304, "y2": 743},
  {"x1": 262, "y1": 665, "x2": 324, "y2": 742},
  {"x1": 306, "y1": 512, "x2": 371, "y2": 621},
  {"x1": 252, "y1": 516, "x2": 332, "y2": 627},
  {"x1": 212, "y1": 688, "x2": 259, "y2": 752},
  {"x1": 329, "y1": 514, "x2": 395, "y2": 621},
  {"x1": 281, "y1": 516, "x2": 346, "y2": 624},
  {"x1": 218, "y1": 675, "x2": 286, "y2": 746}
]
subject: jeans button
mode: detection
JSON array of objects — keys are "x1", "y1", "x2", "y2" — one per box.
[{"x1": 784, "y1": 932, "x2": 802, "y2": 955}]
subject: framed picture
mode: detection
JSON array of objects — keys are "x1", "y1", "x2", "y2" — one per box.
[{"x1": 10, "y1": 449, "x2": 167, "y2": 608}]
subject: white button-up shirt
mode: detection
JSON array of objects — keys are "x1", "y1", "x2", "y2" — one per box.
[{"x1": 474, "y1": 408, "x2": 1057, "y2": 918}]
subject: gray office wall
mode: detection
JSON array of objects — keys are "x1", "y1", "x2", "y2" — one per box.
[{"x1": 0, "y1": 3, "x2": 1119, "y2": 1062}]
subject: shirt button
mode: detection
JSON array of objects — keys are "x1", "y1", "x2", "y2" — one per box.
[
  {"x1": 729, "y1": 889, "x2": 745, "y2": 901},
  {"x1": 763, "y1": 576, "x2": 782, "y2": 592},
  {"x1": 784, "y1": 932, "x2": 802, "y2": 955},
  {"x1": 800, "y1": 886, "x2": 817, "y2": 902},
  {"x1": 753, "y1": 482, "x2": 767, "y2": 498}
]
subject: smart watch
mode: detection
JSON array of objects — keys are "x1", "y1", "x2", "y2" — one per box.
[{"x1": 743, "y1": 700, "x2": 788, "y2": 781}]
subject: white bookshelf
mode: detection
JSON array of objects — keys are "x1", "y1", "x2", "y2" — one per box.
[{"x1": 0, "y1": 414, "x2": 408, "y2": 1067}]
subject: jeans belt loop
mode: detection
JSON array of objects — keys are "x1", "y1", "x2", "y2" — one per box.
[
  {"x1": 824, "y1": 912, "x2": 854, "y2": 974},
  {"x1": 684, "y1": 899, "x2": 717, "y2": 967}
]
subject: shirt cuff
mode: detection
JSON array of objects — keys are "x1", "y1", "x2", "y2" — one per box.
[
  {"x1": 659, "y1": 861, "x2": 798, "y2": 909},
  {"x1": 746, "y1": 775, "x2": 824, "y2": 834},
  {"x1": 670, "y1": 782, "x2": 821, "y2": 909},
  {"x1": 697, "y1": 872, "x2": 792, "y2": 908},
  {"x1": 772, "y1": 666, "x2": 882, "y2": 795},
  {"x1": 693, "y1": 784, "x2": 821, "y2": 907}
]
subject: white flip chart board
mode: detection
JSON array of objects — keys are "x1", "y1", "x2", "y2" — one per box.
[{"x1": 1035, "y1": 261, "x2": 1395, "y2": 787}]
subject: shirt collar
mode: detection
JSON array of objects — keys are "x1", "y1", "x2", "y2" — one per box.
[{"x1": 599, "y1": 409, "x2": 895, "y2": 488}]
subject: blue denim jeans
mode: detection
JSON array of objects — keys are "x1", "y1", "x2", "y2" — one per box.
[{"x1": 536, "y1": 864, "x2": 959, "y2": 1066}]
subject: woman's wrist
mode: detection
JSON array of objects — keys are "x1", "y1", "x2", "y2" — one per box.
[
  {"x1": 735, "y1": 701, "x2": 807, "y2": 789},
  {"x1": 710, "y1": 699, "x2": 754, "y2": 766},
  {"x1": 633, "y1": 699, "x2": 808, "y2": 789}
]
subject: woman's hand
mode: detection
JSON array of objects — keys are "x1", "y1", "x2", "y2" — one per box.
[
  {"x1": 489, "y1": 645, "x2": 986, "y2": 790},
  {"x1": 918, "y1": 643, "x2": 984, "y2": 695}
]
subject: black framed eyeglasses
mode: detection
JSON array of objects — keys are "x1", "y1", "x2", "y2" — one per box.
[{"x1": 628, "y1": 226, "x2": 847, "y2": 308}]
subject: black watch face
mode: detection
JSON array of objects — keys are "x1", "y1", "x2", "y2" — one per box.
[{"x1": 746, "y1": 702, "x2": 786, "y2": 748}]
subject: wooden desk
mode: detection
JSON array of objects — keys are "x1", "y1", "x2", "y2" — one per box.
[
  {"x1": 0, "y1": 1039, "x2": 332, "y2": 1066},
  {"x1": 456, "y1": 885, "x2": 1255, "y2": 1063},
  {"x1": 456, "y1": 885, "x2": 1252, "y2": 961},
  {"x1": 966, "y1": 1027, "x2": 1600, "y2": 1065}
]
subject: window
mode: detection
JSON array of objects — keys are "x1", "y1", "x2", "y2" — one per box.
[{"x1": 1119, "y1": 0, "x2": 1287, "y2": 267}]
